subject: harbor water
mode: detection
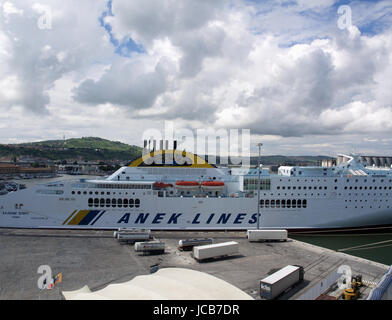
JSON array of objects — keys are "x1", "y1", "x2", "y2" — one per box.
[{"x1": 291, "y1": 232, "x2": 392, "y2": 266}]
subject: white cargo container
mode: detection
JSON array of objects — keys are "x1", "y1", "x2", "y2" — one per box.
[
  {"x1": 193, "y1": 241, "x2": 239, "y2": 261},
  {"x1": 247, "y1": 229, "x2": 287, "y2": 242},
  {"x1": 134, "y1": 241, "x2": 165, "y2": 254},
  {"x1": 260, "y1": 265, "x2": 304, "y2": 299}
]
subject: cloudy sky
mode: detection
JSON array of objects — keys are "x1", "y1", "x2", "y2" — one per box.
[{"x1": 0, "y1": 0, "x2": 391, "y2": 156}]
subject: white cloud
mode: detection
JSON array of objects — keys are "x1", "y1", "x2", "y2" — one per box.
[
  {"x1": 0, "y1": 0, "x2": 392, "y2": 156},
  {"x1": 2, "y1": 1, "x2": 23, "y2": 17}
]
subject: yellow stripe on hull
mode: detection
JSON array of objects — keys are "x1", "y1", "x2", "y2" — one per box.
[
  {"x1": 62, "y1": 210, "x2": 77, "y2": 225},
  {"x1": 68, "y1": 210, "x2": 90, "y2": 225}
]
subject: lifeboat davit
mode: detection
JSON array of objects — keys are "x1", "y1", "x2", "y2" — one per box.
[
  {"x1": 175, "y1": 180, "x2": 200, "y2": 190},
  {"x1": 154, "y1": 182, "x2": 173, "y2": 189},
  {"x1": 201, "y1": 181, "x2": 225, "y2": 191}
]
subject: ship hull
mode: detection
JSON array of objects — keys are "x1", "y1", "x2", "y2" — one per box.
[{"x1": 2, "y1": 189, "x2": 392, "y2": 231}]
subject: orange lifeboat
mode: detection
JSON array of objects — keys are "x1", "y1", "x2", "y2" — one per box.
[
  {"x1": 154, "y1": 182, "x2": 173, "y2": 189},
  {"x1": 201, "y1": 181, "x2": 225, "y2": 191},
  {"x1": 175, "y1": 180, "x2": 200, "y2": 190}
]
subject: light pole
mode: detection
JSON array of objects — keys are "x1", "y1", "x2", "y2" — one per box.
[{"x1": 257, "y1": 143, "x2": 263, "y2": 230}]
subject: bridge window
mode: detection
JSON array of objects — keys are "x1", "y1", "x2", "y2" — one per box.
[
  {"x1": 123, "y1": 199, "x2": 128, "y2": 208},
  {"x1": 118, "y1": 198, "x2": 122, "y2": 208},
  {"x1": 244, "y1": 178, "x2": 271, "y2": 191},
  {"x1": 112, "y1": 198, "x2": 116, "y2": 207},
  {"x1": 129, "y1": 199, "x2": 134, "y2": 208},
  {"x1": 135, "y1": 199, "x2": 140, "y2": 208},
  {"x1": 106, "y1": 198, "x2": 111, "y2": 207},
  {"x1": 100, "y1": 198, "x2": 105, "y2": 207},
  {"x1": 88, "y1": 198, "x2": 93, "y2": 207},
  {"x1": 94, "y1": 198, "x2": 99, "y2": 207}
]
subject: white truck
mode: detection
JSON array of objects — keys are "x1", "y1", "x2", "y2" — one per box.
[
  {"x1": 247, "y1": 229, "x2": 288, "y2": 242},
  {"x1": 259, "y1": 265, "x2": 304, "y2": 299},
  {"x1": 193, "y1": 241, "x2": 239, "y2": 262}
]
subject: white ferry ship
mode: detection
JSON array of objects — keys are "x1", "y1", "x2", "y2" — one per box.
[{"x1": 1, "y1": 149, "x2": 392, "y2": 232}]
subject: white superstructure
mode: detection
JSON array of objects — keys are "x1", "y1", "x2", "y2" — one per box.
[{"x1": 1, "y1": 150, "x2": 392, "y2": 231}]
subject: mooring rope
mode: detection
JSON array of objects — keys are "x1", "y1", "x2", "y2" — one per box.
[{"x1": 337, "y1": 239, "x2": 392, "y2": 252}]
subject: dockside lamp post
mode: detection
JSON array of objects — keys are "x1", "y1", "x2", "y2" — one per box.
[{"x1": 257, "y1": 143, "x2": 263, "y2": 230}]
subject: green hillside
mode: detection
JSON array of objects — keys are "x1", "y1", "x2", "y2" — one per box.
[
  {"x1": 0, "y1": 137, "x2": 143, "y2": 162},
  {"x1": 20, "y1": 137, "x2": 134, "y2": 151}
]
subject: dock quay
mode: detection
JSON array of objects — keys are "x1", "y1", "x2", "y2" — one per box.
[{"x1": 0, "y1": 228, "x2": 389, "y2": 300}]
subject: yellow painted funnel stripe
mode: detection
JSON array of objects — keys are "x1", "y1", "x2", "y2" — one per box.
[
  {"x1": 68, "y1": 210, "x2": 90, "y2": 225},
  {"x1": 128, "y1": 149, "x2": 215, "y2": 168},
  {"x1": 63, "y1": 210, "x2": 77, "y2": 225}
]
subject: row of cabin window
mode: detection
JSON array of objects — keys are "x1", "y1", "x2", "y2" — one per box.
[
  {"x1": 279, "y1": 178, "x2": 392, "y2": 184},
  {"x1": 88, "y1": 198, "x2": 140, "y2": 208},
  {"x1": 344, "y1": 186, "x2": 391, "y2": 190},
  {"x1": 94, "y1": 184, "x2": 151, "y2": 189},
  {"x1": 276, "y1": 185, "x2": 392, "y2": 191},
  {"x1": 260, "y1": 199, "x2": 307, "y2": 209},
  {"x1": 73, "y1": 191, "x2": 138, "y2": 195},
  {"x1": 277, "y1": 186, "x2": 327, "y2": 190}
]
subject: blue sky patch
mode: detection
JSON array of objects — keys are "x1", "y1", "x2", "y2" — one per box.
[{"x1": 99, "y1": 0, "x2": 145, "y2": 57}]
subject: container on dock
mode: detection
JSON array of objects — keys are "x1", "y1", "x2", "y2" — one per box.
[
  {"x1": 134, "y1": 241, "x2": 165, "y2": 255},
  {"x1": 114, "y1": 228, "x2": 151, "y2": 243},
  {"x1": 178, "y1": 238, "x2": 213, "y2": 251},
  {"x1": 247, "y1": 229, "x2": 287, "y2": 242},
  {"x1": 193, "y1": 241, "x2": 239, "y2": 261},
  {"x1": 259, "y1": 265, "x2": 304, "y2": 300}
]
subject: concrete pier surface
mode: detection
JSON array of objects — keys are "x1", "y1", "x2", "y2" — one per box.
[{"x1": 0, "y1": 228, "x2": 388, "y2": 300}]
